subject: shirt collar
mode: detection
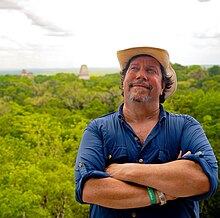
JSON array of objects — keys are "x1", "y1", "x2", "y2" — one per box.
[
  {"x1": 159, "y1": 104, "x2": 167, "y2": 123},
  {"x1": 117, "y1": 103, "x2": 124, "y2": 120},
  {"x1": 117, "y1": 103, "x2": 167, "y2": 123}
]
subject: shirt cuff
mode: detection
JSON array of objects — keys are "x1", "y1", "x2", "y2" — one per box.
[
  {"x1": 75, "y1": 170, "x2": 110, "y2": 204},
  {"x1": 178, "y1": 152, "x2": 218, "y2": 201}
]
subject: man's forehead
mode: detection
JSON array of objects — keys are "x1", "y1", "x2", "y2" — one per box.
[{"x1": 130, "y1": 55, "x2": 161, "y2": 66}]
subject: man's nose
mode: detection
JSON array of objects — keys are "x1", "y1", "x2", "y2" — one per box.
[{"x1": 136, "y1": 68, "x2": 148, "y2": 80}]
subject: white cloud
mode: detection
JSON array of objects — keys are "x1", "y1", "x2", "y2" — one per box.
[
  {"x1": 0, "y1": 0, "x2": 220, "y2": 69},
  {"x1": 0, "y1": 0, "x2": 22, "y2": 9},
  {"x1": 198, "y1": 0, "x2": 211, "y2": 2}
]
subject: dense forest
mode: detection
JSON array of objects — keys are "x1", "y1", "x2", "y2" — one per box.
[{"x1": 0, "y1": 64, "x2": 219, "y2": 218}]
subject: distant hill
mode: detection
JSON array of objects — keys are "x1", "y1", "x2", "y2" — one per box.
[
  {"x1": 0, "y1": 67, "x2": 120, "y2": 76},
  {"x1": 1, "y1": 65, "x2": 218, "y2": 76}
]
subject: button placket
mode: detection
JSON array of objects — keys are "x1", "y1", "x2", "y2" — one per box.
[
  {"x1": 134, "y1": 136, "x2": 139, "y2": 141},
  {"x1": 138, "y1": 158, "x2": 144, "y2": 163},
  {"x1": 131, "y1": 212, "x2": 136, "y2": 217}
]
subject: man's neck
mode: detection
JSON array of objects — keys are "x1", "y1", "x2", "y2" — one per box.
[{"x1": 123, "y1": 101, "x2": 160, "y2": 123}]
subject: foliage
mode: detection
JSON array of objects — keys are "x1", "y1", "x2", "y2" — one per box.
[{"x1": 0, "y1": 67, "x2": 219, "y2": 217}]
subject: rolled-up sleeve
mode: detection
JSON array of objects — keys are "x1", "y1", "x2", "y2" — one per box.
[
  {"x1": 179, "y1": 116, "x2": 218, "y2": 201},
  {"x1": 74, "y1": 120, "x2": 110, "y2": 204}
]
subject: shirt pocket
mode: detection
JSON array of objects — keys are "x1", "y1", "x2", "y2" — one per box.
[
  {"x1": 157, "y1": 149, "x2": 178, "y2": 163},
  {"x1": 105, "y1": 144, "x2": 128, "y2": 166}
]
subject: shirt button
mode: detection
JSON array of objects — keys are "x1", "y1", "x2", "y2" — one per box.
[
  {"x1": 196, "y1": 151, "x2": 203, "y2": 155},
  {"x1": 134, "y1": 136, "x2": 139, "y2": 141},
  {"x1": 131, "y1": 212, "x2": 137, "y2": 217},
  {"x1": 108, "y1": 154, "x2": 112, "y2": 159},
  {"x1": 78, "y1": 162, "x2": 83, "y2": 167},
  {"x1": 139, "y1": 159, "x2": 144, "y2": 163}
]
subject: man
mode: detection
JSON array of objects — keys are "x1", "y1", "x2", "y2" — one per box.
[{"x1": 75, "y1": 46, "x2": 218, "y2": 218}]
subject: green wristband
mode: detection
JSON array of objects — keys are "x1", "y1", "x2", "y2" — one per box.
[{"x1": 147, "y1": 187, "x2": 157, "y2": 205}]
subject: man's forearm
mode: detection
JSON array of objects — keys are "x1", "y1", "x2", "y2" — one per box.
[
  {"x1": 106, "y1": 159, "x2": 210, "y2": 197},
  {"x1": 82, "y1": 177, "x2": 158, "y2": 209}
]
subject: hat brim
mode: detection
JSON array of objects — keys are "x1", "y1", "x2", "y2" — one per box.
[{"x1": 117, "y1": 46, "x2": 177, "y2": 99}]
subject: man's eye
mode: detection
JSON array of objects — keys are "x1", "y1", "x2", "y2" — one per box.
[
  {"x1": 147, "y1": 69, "x2": 156, "y2": 74},
  {"x1": 130, "y1": 66, "x2": 139, "y2": 71}
]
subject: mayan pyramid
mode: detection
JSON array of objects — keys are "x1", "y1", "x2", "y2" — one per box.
[{"x1": 78, "y1": 64, "x2": 90, "y2": 80}]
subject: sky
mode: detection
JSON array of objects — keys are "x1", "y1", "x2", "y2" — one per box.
[{"x1": 0, "y1": 0, "x2": 220, "y2": 69}]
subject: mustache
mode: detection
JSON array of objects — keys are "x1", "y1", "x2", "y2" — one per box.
[{"x1": 128, "y1": 81, "x2": 153, "y2": 90}]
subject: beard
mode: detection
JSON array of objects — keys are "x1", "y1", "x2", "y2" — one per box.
[
  {"x1": 127, "y1": 80, "x2": 153, "y2": 103},
  {"x1": 128, "y1": 89, "x2": 152, "y2": 103}
]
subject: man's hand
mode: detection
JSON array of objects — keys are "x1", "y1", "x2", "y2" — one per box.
[
  {"x1": 178, "y1": 150, "x2": 191, "y2": 158},
  {"x1": 105, "y1": 163, "x2": 177, "y2": 203},
  {"x1": 106, "y1": 150, "x2": 191, "y2": 181},
  {"x1": 105, "y1": 150, "x2": 210, "y2": 198},
  {"x1": 106, "y1": 163, "x2": 133, "y2": 180}
]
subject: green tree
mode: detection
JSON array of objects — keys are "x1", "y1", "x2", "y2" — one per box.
[{"x1": 208, "y1": 65, "x2": 220, "y2": 77}]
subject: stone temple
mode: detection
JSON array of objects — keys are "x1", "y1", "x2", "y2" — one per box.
[{"x1": 78, "y1": 64, "x2": 90, "y2": 80}]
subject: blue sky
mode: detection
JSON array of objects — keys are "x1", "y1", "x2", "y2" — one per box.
[{"x1": 0, "y1": 0, "x2": 220, "y2": 69}]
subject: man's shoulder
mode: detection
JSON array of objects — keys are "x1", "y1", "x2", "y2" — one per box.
[
  {"x1": 166, "y1": 111, "x2": 200, "y2": 125},
  {"x1": 95, "y1": 111, "x2": 118, "y2": 120},
  {"x1": 88, "y1": 111, "x2": 119, "y2": 127},
  {"x1": 86, "y1": 111, "x2": 120, "y2": 135}
]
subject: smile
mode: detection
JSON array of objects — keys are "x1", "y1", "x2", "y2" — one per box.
[{"x1": 129, "y1": 82, "x2": 153, "y2": 90}]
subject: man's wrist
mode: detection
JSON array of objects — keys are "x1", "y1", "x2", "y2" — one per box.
[
  {"x1": 156, "y1": 190, "x2": 167, "y2": 205},
  {"x1": 147, "y1": 187, "x2": 157, "y2": 205}
]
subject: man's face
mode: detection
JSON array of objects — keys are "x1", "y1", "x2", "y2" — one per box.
[{"x1": 123, "y1": 56, "x2": 165, "y2": 103}]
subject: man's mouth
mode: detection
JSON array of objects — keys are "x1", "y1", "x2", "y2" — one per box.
[{"x1": 129, "y1": 82, "x2": 153, "y2": 90}]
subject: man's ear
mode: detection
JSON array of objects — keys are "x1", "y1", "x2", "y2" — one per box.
[{"x1": 161, "y1": 82, "x2": 166, "y2": 95}]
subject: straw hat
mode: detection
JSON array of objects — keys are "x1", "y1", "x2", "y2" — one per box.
[{"x1": 117, "y1": 46, "x2": 177, "y2": 99}]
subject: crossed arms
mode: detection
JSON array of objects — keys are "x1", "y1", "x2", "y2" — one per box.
[
  {"x1": 82, "y1": 156, "x2": 210, "y2": 209},
  {"x1": 76, "y1": 114, "x2": 218, "y2": 209}
]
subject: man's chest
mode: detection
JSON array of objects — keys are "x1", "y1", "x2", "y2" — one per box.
[
  {"x1": 103, "y1": 124, "x2": 181, "y2": 165},
  {"x1": 128, "y1": 120, "x2": 158, "y2": 145}
]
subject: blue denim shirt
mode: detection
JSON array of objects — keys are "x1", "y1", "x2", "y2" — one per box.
[{"x1": 75, "y1": 104, "x2": 218, "y2": 218}]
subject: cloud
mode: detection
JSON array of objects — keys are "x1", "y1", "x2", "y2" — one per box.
[
  {"x1": 194, "y1": 28, "x2": 220, "y2": 39},
  {"x1": 1, "y1": 0, "x2": 220, "y2": 68},
  {"x1": 45, "y1": 32, "x2": 73, "y2": 37},
  {"x1": 0, "y1": 0, "x2": 73, "y2": 37},
  {"x1": 198, "y1": 0, "x2": 211, "y2": 2},
  {"x1": 23, "y1": 10, "x2": 73, "y2": 36},
  {"x1": 0, "y1": 34, "x2": 64, "y2": 54},
  {"x1": 0, "y1": 0, "x2": 22, "y2": 9},
  {"x1": 0, "y1": 35, "x2": 24, "y2": 50}
]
